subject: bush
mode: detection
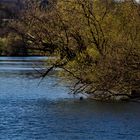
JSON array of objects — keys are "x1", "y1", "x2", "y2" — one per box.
[
  {"x1": 0, "y1": 38, "x2": 7, "y2": 55},
  {"x1": 4, "y1": 33, "x2": 28, "y2": 56}
]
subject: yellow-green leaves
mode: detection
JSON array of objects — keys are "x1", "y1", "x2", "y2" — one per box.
[{"x1": 10, "y1": 0, "x2": 140, "y2": 96}]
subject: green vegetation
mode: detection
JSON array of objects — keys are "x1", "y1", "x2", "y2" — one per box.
[
  {"x1": 2, "y1": 0, "x2": 140, "y2": 100},
  {"x1": 0, "y1": 0, "x2": 43, "y2": 56},
  {"x1": 0, "y1": 37, "x2": 7, "y2": 55},
  {"x1": 0, "y1": 34, "x2": 28, "y2": 56}
]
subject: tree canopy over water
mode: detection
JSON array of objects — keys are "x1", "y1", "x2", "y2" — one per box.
[{"x1": 2, "y1": 0, "x2": 140, "y2": 100}]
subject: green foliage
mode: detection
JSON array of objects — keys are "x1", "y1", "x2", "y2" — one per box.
[
  {"x1": 0, "y1": 38, "x2": 8, "y2": 55},
  {"x1": 10, "y1": 0, "x2": 140, "y2": 97},
  {"x1": 0, "y1": 34, "x2": 28, "y2": 56},
  {"x1": 6, "y1": 33, "x2": 28, "y2": 56}
]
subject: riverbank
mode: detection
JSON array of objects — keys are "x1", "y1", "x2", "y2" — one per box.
[
  {"x1": 88, "y1": 90, "x2": 140, "y2": 103},
  {"x1": 0, "y1": 37, "x2": 51, "y2": 56}
]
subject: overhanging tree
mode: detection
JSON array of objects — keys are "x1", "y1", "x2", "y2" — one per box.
[{"x1": 9, "y1": 0, "x2": 140, "y2": 99}]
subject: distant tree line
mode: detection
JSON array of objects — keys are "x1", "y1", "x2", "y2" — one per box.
[{"x1": 0, "y1": 0, "x2": 49, "y2": 56}]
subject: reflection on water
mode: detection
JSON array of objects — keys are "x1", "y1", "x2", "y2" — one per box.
[
  {"x1": 0, "y1": 56, "x2": 57, "y2": 77},
  {"x1": 0, "y1": 56, "x2": 49, "y2": 74},
  {"x1": 0, "y1": 57, "x2": 140, "y2": 140}
]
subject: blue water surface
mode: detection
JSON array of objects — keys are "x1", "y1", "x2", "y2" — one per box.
[{"x1": 0, "y1": 57, "x2": 140, "y2": 140}]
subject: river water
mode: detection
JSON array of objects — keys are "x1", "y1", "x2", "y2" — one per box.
[{"x1": 0, "y1": 57, "x2": 140, "y2": 140}]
